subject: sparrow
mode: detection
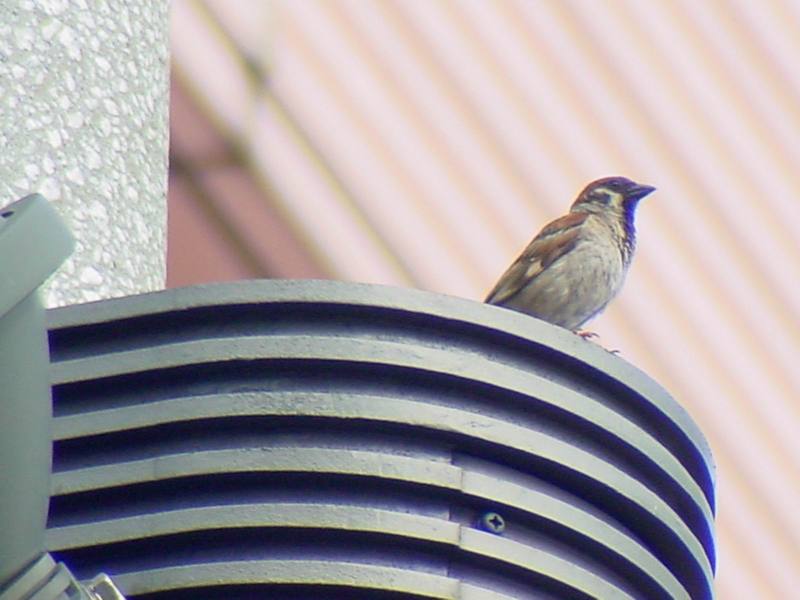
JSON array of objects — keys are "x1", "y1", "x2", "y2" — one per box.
[{"x1": 485, "y1": 176, "x2": 655, "y2": 332}]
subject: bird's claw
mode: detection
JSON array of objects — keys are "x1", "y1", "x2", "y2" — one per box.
[{"x1": 574, "y1": 329, "x2": 621, "y2": 355}]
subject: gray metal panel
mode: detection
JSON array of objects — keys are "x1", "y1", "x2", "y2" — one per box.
[
  {"x1": 51, "y1": 337, "x2": 713, "y2": 538},
  {"x1": 0, "y1": 194, "x2": 73, "y2": 589},
  {"x1": 0, "y1": 194, "x2": 75, "y2": 316},
  {"x1": 46, "y1": 503, "x2": 637, "y2": 599},
  {"x1": 46, "y1": 280, "x2": 714, "y2": 494},
  {"x1": 46, "y1": 280, "x2": 715, "y2": 599},
  {"x1": 48, "y1": 447, "x2": 687, "y2": 597},
  {"x1": 109, "y1": 561, "x2": 505, "y2": 599}
]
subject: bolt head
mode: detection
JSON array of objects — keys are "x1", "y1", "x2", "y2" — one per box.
[{"x1": 479, "y1": 511, "x2": 506, "y2": 534}]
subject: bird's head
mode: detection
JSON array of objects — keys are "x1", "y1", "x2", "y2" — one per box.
[{"x1": 570, "y1": 177, "x2": 655, "y2": 219}]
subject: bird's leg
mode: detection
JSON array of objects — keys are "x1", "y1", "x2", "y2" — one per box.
[
  {"x1": 574, "y1": 329, "x2": 621, "y2": 354},
  {"x1": 574, "y1": 329, "x2": 599, "y2": 340}
]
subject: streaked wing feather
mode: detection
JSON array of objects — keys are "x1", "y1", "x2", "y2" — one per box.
[
  {"x1": 537, "y1": 212, "x2": 589, "y2": 239},
  {"x1": 485, "y1": 212, "x2": 588, "y2": 305},
  {"x1": 484, "y1": 258, "x2": 542, "y2": 305}
]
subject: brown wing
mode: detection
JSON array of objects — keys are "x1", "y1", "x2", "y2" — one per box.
[{"x1": 485, "y1": 212, "x2": 588, "y2": 305}]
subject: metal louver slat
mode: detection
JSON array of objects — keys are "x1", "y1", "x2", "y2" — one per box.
[{"x1": 46, "y1": 280, "x2": 715, "y2": 599}]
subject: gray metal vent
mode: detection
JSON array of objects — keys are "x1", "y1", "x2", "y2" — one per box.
[{"x1": 45, "y1": 280, "x2": 715, "y2": 599}]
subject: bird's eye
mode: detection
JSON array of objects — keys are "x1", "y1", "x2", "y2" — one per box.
[{"x1": 590, "y1": 189, "x2": 611, "y2": 204}]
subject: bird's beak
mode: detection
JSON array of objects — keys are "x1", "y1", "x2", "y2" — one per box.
[{"x1": 627, "y1": 184, "x2": 656, "y2": 201}]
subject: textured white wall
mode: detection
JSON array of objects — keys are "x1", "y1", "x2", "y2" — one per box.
[{"x1": 0, "y1": 0, "x2": 169, "y2": 306}]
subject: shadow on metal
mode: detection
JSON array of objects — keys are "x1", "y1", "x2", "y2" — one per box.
[{"x1": 46, "y1": 280, "x2": 716, "y2": 599}]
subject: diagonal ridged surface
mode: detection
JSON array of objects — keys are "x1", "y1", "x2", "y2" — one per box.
[{"x1": 46, "y1": 280, "x2": 715, "y2": 599}]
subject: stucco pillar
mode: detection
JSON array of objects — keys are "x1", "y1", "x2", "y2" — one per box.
[{"x1": 0, "y1": 0, "x2": 170, "y2": 307}]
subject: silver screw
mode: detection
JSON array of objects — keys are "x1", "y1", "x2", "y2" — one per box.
[{"x1": 479, "y1": 511, "x2": 506, "y2": 534}]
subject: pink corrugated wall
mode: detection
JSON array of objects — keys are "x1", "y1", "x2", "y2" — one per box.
[{"x1": 169, "y1": 2, "x2": 800, "y2": 597}]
